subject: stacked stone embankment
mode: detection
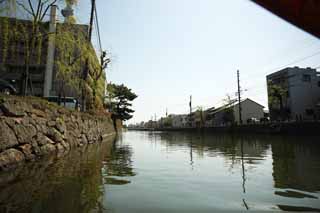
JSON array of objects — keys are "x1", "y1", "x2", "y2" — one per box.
[{"x1": 0, "y1": 95, "x2": 115, "y2": 170}]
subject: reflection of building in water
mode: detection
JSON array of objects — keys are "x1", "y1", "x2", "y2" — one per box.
[
  {"x1": 156, "y1": 132, "x2": 269, "y2": 166},
  {"x1": 271, "y1": 139, "x2": 320, "y2": 193}
]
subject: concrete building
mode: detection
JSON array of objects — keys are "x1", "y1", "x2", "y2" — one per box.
[
  {"x1": 171, "y1": 114, "x2": 189, "y2": 128},
  {"x1": 206, "y1": 98, "x2": 265, "y2": 126},
  {"x1": 267, "y1": 67, "x2": 320, "y2": 121},
  {"x1": 0, "y1": 6, "x2": 102, "y2": 99}
]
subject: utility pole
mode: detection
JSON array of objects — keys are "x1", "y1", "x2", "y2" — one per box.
[
  {"x1": 166, "y1": 108, "x2": 168, "y2": 117},
  {"x1": 88, "y1": 0, "x2": 95, "y2": 41},
  {"x1": 81, "y1": 0, "x2": 96, "y2": 111},
  {"x1": 237, "y1": 70, "x2": 243, "y2": 125},
  {"x1": 189, "y1": 95, "x2": 192, "y2": 127}
]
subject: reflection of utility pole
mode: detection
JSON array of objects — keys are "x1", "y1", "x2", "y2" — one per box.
[
  {"x1": 240, "y1": 139, "x2": 249, "y2": 210},
  {"x1": 237, "y1": 70, "x2": 243, "y2": 125},
  {"x1": 189, "y1": 95, "x2": 192, "y2": 127},
  {"x1": 189, "y1": 95, "x2": 192, "y2": 115},
  {"x1": 189, "y1": 135, "x2": 194, "y2": 170},
  {"x1": 241, "y1": 140, "x2": 246, "y2": 193}
]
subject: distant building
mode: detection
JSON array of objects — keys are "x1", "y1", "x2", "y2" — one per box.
[
  {"x1": 267, "y1": 67, "x2": 320, "y2": 121},
  {"x1": 206, "y1": 98, "x2": 265, "y2": 126},
  {"x1": 171, "y1": 114, "x2": 189, "y2": 128}
]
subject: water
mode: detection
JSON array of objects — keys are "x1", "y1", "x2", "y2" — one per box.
[{"x1": 0, "y1": 131, "x2": 320, "y2": 212}]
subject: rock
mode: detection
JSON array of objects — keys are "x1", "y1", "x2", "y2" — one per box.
[
  {"x1": 37, "y1": 133, "x2": 56, "y2": 146},
  {"x1": 0, "y1": 99, "x2": 27, "y2": 117},
  {"x1": 55, "y1": 118, "x2": 66, "y2": 134},
  {"x1": 31, "y1": 140, "x2": 41, "y2": 156},
  {"x1": 47, "y1": 120, "x2": 56, "y2": 127},
  {"x1": 81, "y1": 134, "x2": 88, "y2": 145},
  {"x1": 19, "y1": 144, "x2": 35, "y2": 160},
  {"x1": 36, "y1": 133, "x2": 46, "y2": 146},
  {"x1": 40, "y1": 144, "x2": 56, "y2": 155},
  {"x1": 46, "y1": 128, "x2": 63, "y2": 143},
  {"x1": 0, "y1": 95, "x2": 116, "y2": 168},
  {"x1": 0, "y1": 120, "x2": 19, "y2": 151},
  {"x1": 0, "y1": 149, "x2": 25, "y2": 170},
  {"x1": 56, "y1": 143, "x2": 65, "y2": 154},
  {"x1": 13, "y1": 124, "x2": 37, "y2": 144},
  {"x1": 31, "y1": 109, "x2": 46, "y2": 118}
]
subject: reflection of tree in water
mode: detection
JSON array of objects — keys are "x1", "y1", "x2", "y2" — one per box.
[
  {"x1": 271, "y1": 136, "x2": 320, "y2": 193},
  {"x1": 102, "y1": 138, "x2": 136, "y2": 185},
  {"x1": 156, "y1": 132, "x2": 269, "y2": 166},
  {"x1": 0, "y1": 137, "x2": 116, "y2": 213}
]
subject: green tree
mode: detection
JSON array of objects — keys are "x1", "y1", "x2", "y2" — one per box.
[
  {"x1": 14, "y1": 0, "x2": 59, "y2": 95},
  {"x1": 107, "y1": 83, "x2": 137, "y2": 121},
  {"x1": 89, "y1": 51, "x2": 110, "y2": 110},
  {"x1": 267, "y1": 82, "x2": 289, "y2": 121}
]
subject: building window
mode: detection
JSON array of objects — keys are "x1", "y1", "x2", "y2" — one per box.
[
  {"x1": 318, "y1": 81, "x2": 320, "y2": 87},
  {"x1": 302, "y1": 74, "x2": 311, "y2": 82}
]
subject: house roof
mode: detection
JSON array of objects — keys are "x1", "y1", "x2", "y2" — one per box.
[
  {"x1": 206, "y1": 98, "x2": 265, "y2": 116},
  {"x1": 239, "y1": 98, "x2": 265, "y2": 109}
]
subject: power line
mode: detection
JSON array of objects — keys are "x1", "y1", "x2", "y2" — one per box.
[
  {"x1": 242, "y1": 46, "x2": 320, "y2": 81},
  {"x1": 269, "y1": 49, "x2": 320, "y2": 73}
]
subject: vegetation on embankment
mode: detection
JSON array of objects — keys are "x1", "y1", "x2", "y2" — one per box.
[{"x1": 0, "y1": 95, "x2": 116, "y2": 171}]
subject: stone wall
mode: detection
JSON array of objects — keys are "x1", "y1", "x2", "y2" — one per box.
[{"x1": 0, "y1": 95, "x2": 116, "y2": 170}]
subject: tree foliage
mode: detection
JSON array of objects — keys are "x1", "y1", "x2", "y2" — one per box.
[
  {"x1": 107, "y1": 83, "x2": 137, "y2": 121},
  {"x1": 1, "y1": 0, "x2": 107, "y2": 109},
  {"x1": 267, "y1": 82, "x2": 289, "y2": 120}
]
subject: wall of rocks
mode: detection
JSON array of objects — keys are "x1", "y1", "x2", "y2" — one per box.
[{"x1": 0, "y1": 95, "x2": 116, "y2": 170}]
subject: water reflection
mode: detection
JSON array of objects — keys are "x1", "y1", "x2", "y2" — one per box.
[
  {"x1": 271, "y1": 137, "x2": 320, "y2": 193},
  {"x1": 0, "y1": 135, "x2": 135, "y2": 213},
  {"x1": 149, "y1": 132, "x2": 320, "y2": 211},
  {"x1": 101, "y1": 135, "x2": 136, "y2": 186},
  {"x1": 0, "y1": 131, "x2": 319, "y2": 212}
]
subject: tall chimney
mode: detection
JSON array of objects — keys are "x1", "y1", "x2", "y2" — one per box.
[{"x1": 43, "y1": 5, "x2": 57, "y2": 97}]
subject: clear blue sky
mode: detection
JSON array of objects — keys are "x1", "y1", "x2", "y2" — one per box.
[{"x1": 75, "y1": 0, "x2": 320, "y2": 124}]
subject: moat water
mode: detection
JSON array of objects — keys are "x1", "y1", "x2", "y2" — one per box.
[{"x1": 0, "y1": 131, "x2": 320, "y2": 212}]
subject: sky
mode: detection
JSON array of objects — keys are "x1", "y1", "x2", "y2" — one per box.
[{"x1": 73, "y1": 0, "x2": 320, "y2": 124}]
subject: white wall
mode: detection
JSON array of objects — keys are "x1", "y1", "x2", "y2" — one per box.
[
  {"x1": 288, "y1": 68, "x2": 320, "y2": 120},
  {"x1": 233, "y1": 99, "x2": 264, "y2": 124}
]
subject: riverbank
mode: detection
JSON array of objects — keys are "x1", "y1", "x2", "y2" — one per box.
[
  {"x1": 0, "y1": 95, "x2": 116, "y2": 171},
  {"x1": 129, "y1": 122, "x2": 320, "y2": 136}
]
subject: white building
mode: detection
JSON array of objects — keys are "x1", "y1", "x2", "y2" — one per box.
[
  {"x1": 171, "y1": 114, "x2": 189, "y2": 128},
  {"x1": 233, "y1": 99, "x2": 265, "y2": 124},
  {"x1": 206, "y1": 98, "x2": 265, "y2": 126},
  {"x1": 267, "y1": 67, "x2": 320, "y2": 121}
]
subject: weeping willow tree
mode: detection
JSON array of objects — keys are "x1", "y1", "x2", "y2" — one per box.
[
  {"x1": 54, "y1": 23, "x2": 85, "y2": 103},
  {"x1": 1, "y1": 0, "x2": 107, "y2": 110},
  {"x1": 55, "y1": 23, "x2": 106, "y2": 110},
  {"x1": 0, "y1": 0, "x2": 61, "y2": 95}
]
